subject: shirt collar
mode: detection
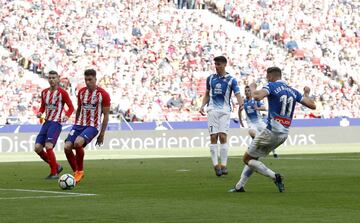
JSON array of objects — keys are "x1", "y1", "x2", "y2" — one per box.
[{"x1": 216, "y1": 72, "x2": 229, "y2": 78}]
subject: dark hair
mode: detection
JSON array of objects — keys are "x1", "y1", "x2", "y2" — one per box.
[
  {"x1": 214, "y1": 56, "x2": 227, "y2": 64},
  {"x1": 267, "y1": 66, "x2": 282, "y2": 77},
  {"x1": 84, "y1": 69, "x2": 96, "y2": 77},
  {"x1": 48, "y1": 70, "x2": 58, "y2": 75},
  {"x1": 245, "y1": 85, "x2": 250, "y2": 89}
]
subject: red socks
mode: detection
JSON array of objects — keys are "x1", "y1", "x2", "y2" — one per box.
[
  {"x1": 74, "y1": 146, "x2": 84, "y2": 172},
  {"x1": 65, "y1": 149, "x2": 77, "y2": 172},
  {"x1": 46, "y1": 148, "x2": 58, "y2": 175},
  {"x1": 37, "y1": 150, "x2": 49, "y2": 163}
]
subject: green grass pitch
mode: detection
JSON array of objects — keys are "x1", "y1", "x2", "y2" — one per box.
[{"x1": 0, "y1": 153, "x2": 360, "y2": 223}]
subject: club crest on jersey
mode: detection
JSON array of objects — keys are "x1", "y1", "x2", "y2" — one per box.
[
  {"x1": 274, "y1": 116, "x2": 291, "y2": 127},
  {"x1": 214, "y1": 83, "x2": 222, "y2": 94},
  {"x1": 82, "y1": 103, "x2": 96, "y2": 110},
  {"x1": 46, "y1": 104, "x2": 57, "y2": 109}
]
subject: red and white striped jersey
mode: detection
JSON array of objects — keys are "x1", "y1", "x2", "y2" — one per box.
[
  {"x1": 75, "y1": 87, "x2": 111, "y2": 129},
  {"x1": 39, "y1": 87, "x2": 74, "y2": 123}
]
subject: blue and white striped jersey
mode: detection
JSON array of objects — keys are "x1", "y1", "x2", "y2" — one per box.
[
  {"x1": 244, "y1": 98, "x2": 264, "y2": 124},
  {"x1": 206, "y1": 73, "x2": 240, "y2": 113},
  {"x1": 262, "y1": 80, "x2": 303, "y2": 133}
]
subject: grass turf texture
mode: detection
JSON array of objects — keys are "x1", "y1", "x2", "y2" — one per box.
[{"x1": 0, "y1": 153, "x2": 359, "y2": 223}]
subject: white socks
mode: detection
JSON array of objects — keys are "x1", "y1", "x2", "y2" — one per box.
[
  {"x1": 235, "y1": 165, "x2": 254, "y2": 190},
  {"x1": 220, "y1": 144, "x2": 228, "y2": 166},
  {"x1": 247, "y1": 159, "x2": 276, "y2": 179},
  {"x1": 209, "y1": 144, "x2": 218, "y2": 166}
]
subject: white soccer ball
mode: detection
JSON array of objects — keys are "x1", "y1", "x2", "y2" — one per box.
[{"x1": 58, "y1": 174, "x2": 76, "y2": 190}]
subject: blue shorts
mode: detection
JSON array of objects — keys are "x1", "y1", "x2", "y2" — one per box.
[
  {"x1": 65, "y1": 125, "x2": 99, "y2": 146},
  {"x1": 35, "y1": 120, "x2": 62, "y2": 146}
]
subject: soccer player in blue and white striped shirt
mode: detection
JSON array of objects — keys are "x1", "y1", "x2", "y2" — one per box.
[
  {"x1": 200, "y1": 56, "x2": 244, "y2": 177},
  {"x1": 230, "y1": 67, "x2": 316, "y2": 193}
]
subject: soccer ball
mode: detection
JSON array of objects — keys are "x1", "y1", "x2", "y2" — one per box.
[{"x1": 58, "y1": 174, "x2": 76, "y2": 190}]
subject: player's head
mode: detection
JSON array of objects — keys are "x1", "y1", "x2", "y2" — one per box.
[
  {"x1": 214, "y1": 56, "x2": 227, "y2": 75},
  {"x1": 84, "y1": 69, "x2": 97, "y2": 90},
  {"x1": 266, "y1": 66, "x2": 282, "y2": 82},
  {"x1": 245, "y1": 86, "x2": 251, "y2": 98},
  {"x1": 48, "y1": 70, "x2": 59, "y2": 88}
]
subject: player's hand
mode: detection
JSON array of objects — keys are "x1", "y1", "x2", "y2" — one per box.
[
  {"x1": 239, "y1": 103, "x2": 244, "y2": 111},
  {"x1": 249, "y1": 82, "x2": 257, "y2": 91},
  {"x1": 199, "y1": 106, "x2": 206, "y2": 116},
  {"x1": 303, "y1": 86, "x2": 311, "y2": 96},
  {"x1": 95, "y1": 133, "x2": 105, "y2": 147},
  {"x1": 239, "y1": 121, "x2": 244, "y2": 128}
]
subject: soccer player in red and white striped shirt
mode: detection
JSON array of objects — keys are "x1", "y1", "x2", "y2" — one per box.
[
  {"x1": 64, "y1": 69, "x2": 111, "y2": 183},
  {"x1": 35, "y1": 70, "x2": 74, "y2": 179}
]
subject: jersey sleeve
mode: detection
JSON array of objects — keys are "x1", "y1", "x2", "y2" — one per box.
[
  {"x1": 262, "y1": 83, "x2": 272, "y2": 95},
  {"x1": 206, "y1": 76, "x2": 211, "y2": 91},
  {"x1": 101, "y1": 90, "x2": 111, "y2": 107},
  {"x1": 38, "y1": 90, "x2": 46, "y2": 114},
  {"x1": 231, "y1": 78, "x2": 240, "y2": 95},
  {"x1": 61, "y1": 89, "x2": 74, "y2": 117}
]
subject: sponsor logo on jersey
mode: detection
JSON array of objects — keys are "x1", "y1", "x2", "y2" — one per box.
[{"x1": 274, "y1": 116, "x2": 291, "y2": 127}]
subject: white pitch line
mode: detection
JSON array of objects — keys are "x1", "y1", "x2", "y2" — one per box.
[
  {"x1": 263, "y1": 157, "x2": 360, "y2": 161},
  {"x1": 0, "y1": 194, "x2": 93, "y2": 200},
  {"x1": 0, "y1": 188, "x2": 96, "y2": 200},
  {"x1": 176, "y1": 169, "x2": 190, "y2": 172}
]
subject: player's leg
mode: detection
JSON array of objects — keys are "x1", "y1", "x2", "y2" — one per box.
[
  {"x1": 210, "y1": 133, "x2": 221, "y2": 176},
  {"x1": 243, "y1": 152, "x2": 275, "y2": 179},
  {"x1": 64, "y1": 126, "x2": 82, "y2": 173},
  {"x1": 229, "y1": 160, "x2": 254, "y2": 192},
  {"x1": 218, "y1": 112, "x2": 230, "y2": 175},
  {"x1": 246, "y1": 130, "x2": 287, "y2": 192},
  {"x1": 248, "y1": 129, "x2": 256, "y2": 139},
  {"x1": 73, "y1": 136, "x2": 86, "y2": 182},
  {"x1": 44, "y1": 142, "x2": 61, "y2": 179},
  {"x1": 35, "y1": 143, "x2": 48, "y2": 163},
  {"x1": 245, "y1": 130, "x2": 276, "y2": 178},
  {"x1": 64, "y1": 141, "x2": 77, "y2": 172},
  {"x1": 44, "y1": 122, "x2": 63, "y2": 178},
  {"x1": 208, "y1": 110, "x2": 221, "y2": 176},
  {"x1": 34, "y1": 122, "x2": 49, "y2": 163},
  {"x1": 74, "y1": 126, "x2": 99, "y2": 183},
  {"x1": 219, "y1": 133, "x2": 228, "y2": 174}
]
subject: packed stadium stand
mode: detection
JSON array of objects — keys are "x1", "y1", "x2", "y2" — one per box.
[{"x1": 0, "y1": 0, "x2": 359, "y2": 124}]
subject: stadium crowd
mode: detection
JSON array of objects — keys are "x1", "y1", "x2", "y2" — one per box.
[{"x1": 0, "y1": 0, "x2": 358, "y2": 124}]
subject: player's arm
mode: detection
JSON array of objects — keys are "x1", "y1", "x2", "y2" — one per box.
[
  {"x1": 96, "y1": 106, "x2": 110, "y2": 146},
  {"x1": 235, "y1": 93, "x2": 244, "y2": 127},
  {"x1": 199, "y1": 76, "x2": 211, "y2": 116},
  {"x1": 62, "y1": 90, "x2": 75, "y2": 122},
  {"x1": 37, "y1": 91, "x2": 46, "y2": 118},
  {"x1": 75, "y1": 92, "x2": 82, "y2": 121},
  {"x1": 96, "y1": 91, "x2": 111, "y2": 146},
  {"x1": 300, "y1": 86, "x2": 316, "y2": 110},
  {"x1": 250, "y1": 82, "x2": 269, "y2": 101}
]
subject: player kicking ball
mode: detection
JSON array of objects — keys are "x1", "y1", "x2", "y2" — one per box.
[
  {"x1": 229, "y1": 67, "x2": 316, "y2": 192},
  {"x1": 34, "y1": 70, "x2": 74, "y2": 179},
  {"x1": 64, "y1": 69, "x2": 110, "y2": 184},
  {"x1": 241, "y1": 85, "x2": 278, "y2": 158}
]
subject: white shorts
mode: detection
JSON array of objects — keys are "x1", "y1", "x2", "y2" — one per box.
[
  {"x1": 247, "y1": 128, "x2": 288, "y2": 158},
  {"x1": 207, "y1": 110, "x2": 230, "y2": 135},
  {"x1": 248, "y1": 121, "x2": 266, "y2": 134}
]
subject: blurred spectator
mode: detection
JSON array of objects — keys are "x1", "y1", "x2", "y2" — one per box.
[{"x1": 0, "y1": 0, "x2": 359, "y2": 124}]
